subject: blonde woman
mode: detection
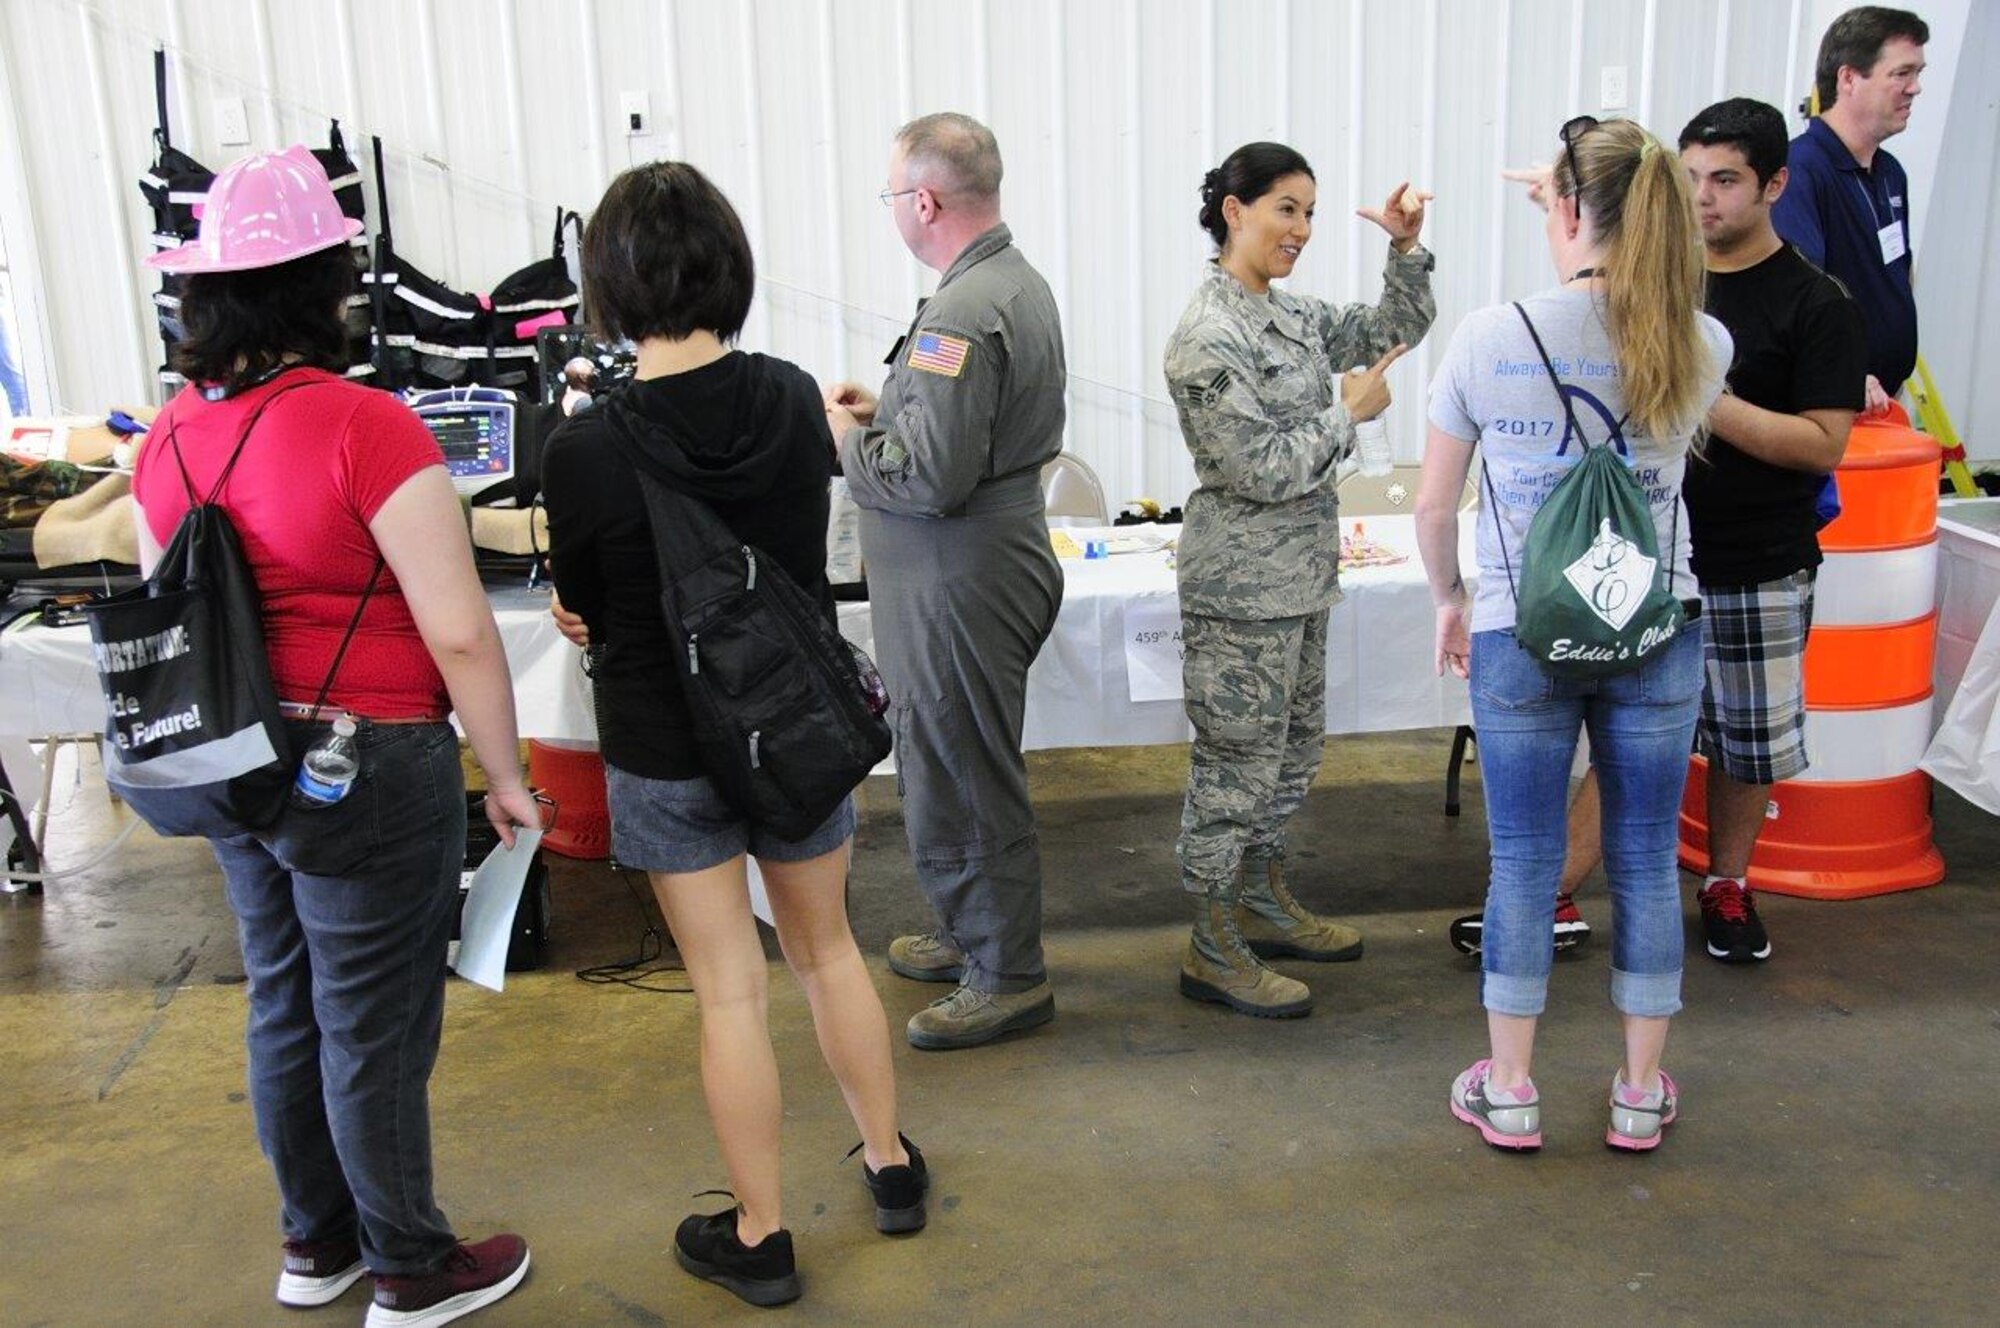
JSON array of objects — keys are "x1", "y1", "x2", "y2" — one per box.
[{"x1": 1415, "y1": 118, "x2": 1730, "y2": 1153}]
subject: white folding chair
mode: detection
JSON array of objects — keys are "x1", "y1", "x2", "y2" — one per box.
[{"x1": 1041, "y1": 452, "x2": 1109, "y2": 526}]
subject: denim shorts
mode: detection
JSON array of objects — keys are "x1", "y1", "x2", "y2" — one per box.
[{"x1": 604, "y1": 764, "x2": 855, "y2": 873}]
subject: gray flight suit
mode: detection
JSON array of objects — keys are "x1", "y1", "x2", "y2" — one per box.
[
  {"x1": 838, "y1": 223, "x2": 1066, "y2": 994},
  {"x1": 1162, "y1": 248, "x2": 1437, "y2": 893}
]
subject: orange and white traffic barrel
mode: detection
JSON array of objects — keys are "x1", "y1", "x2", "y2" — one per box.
[{"x1": 1679, "y1": 405, "x2": 1946, "y2": 898}]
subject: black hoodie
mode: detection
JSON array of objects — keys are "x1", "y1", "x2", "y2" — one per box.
[{"x1": 541, "y1": 350, "x2": 836, "y2": 779}]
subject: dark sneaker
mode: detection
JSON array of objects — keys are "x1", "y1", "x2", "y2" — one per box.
[
  {"x1": 366, "y1": 1234, "x2": 530, "y2": 1328},
  {"x1": 1606, "y1": 1069, "x2": 1680, "y2": 1151},
  {"x1": 848, "y1": 1134, "x2": 929, "y2": 1234},
  {"x1": 1552, "y1": 894, "x2": 1591, "y2": 950},
  {"x1": 1447, "y1": 911, "x2": 1484, "y2": 955},
  {"x1": 1699, "y1": 879, "x2": 1771, "y2": 963},
  {"x1": 1449, "y1": 1059, "x2": 1542, "y2": 1151},
  {"x1": 1447, "y1": 895, "x2": 1590, "y2": 956},
  {"x1": 674, "y1": 1205, "x2": 801, "y2": 1307},
  {"x1": 277, "y1": 1237, "x2": 365, "y2": 1307}
]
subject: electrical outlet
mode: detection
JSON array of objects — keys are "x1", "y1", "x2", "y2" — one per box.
[
  {"x1": 1599, "y1": 65, "x2": 1629, "y2": 111},
  {"x1": 620, "y1": 91, "x2": 651, "y2": 137},
  {"x1": 215, "y1": 96, "x2": 250, "y2": 146}
]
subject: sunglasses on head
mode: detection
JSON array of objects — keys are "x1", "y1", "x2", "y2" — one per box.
[{"x1": 1559, "y1": 114, "x2": 1600, "y2": 199}]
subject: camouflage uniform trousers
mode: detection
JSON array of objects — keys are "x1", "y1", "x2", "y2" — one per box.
[{"x1": 1177, "y1": 607, "x2": 1330, "y2": 894}]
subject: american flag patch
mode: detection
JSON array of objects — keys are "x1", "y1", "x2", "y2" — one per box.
[{"x1": 907, "y1": 331, "x2": 971, "y2": 377}]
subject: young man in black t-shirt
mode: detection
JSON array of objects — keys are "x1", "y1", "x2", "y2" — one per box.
[
  {"x1": 1672, "y1": 98, "x2": 1866, "y2": 961},
  {"x1": 1450, "y1": 99, "x2": 1866, "y2": 966}
]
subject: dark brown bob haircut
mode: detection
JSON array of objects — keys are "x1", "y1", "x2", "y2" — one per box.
[{"x1": 582, "y1": 161, "x2": 755, "y2": 344}]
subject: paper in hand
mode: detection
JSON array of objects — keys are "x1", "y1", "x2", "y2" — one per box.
[{"x1": 453, "y1": 828, "x2": 544, "y2": 992}]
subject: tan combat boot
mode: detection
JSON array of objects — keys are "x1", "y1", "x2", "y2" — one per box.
[
  {"x1": 906, "y1": 981, "x2": 1055, "y2": 1050},
  {"x1": 1235, "y1": 858, "x2": 1364, "y2": 963},
  {"x1": 1179, "y1": 892, "x2": 1312, "y2": 1018},
  {"x1": 887, "y1": 932, "x2": 966, "y2": 983}
]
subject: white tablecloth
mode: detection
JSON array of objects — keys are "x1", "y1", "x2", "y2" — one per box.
[
  {"x1": 1924, "y1": 499, "x2": 2000, "y2": 813},
  {"x1": 0, "y1": 516, "x2": 1477, "y2": 751}
]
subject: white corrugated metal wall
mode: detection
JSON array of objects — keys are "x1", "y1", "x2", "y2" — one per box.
[{"x1": 0, "y1": 0, "x2": 1989, "y2": 508}]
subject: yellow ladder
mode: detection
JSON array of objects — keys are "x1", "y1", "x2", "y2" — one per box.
[{"x1": 1910, "y1": 356, "x2": 1980, "y2": 497}]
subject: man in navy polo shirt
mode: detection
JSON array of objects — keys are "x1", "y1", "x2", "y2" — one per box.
[{"x1": 1773, "y1": 6, "x2": 1927, "y2": 414}]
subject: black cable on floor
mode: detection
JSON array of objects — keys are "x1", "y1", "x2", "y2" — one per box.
[{"x1": 573, "y1": 861, "x2": 691, "y2": 994}]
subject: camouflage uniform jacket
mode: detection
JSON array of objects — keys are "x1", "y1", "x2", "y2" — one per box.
[{"x1": 1164, "y1": 246, "x2": 1436, "y2": 619}]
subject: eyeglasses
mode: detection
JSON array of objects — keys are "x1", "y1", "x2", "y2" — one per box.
[
  {"x1": 877, "y1": 188, "x2": 918, "y2": 207},
  {"x1": 1559, "y1": 115, "x2": 1599, "y2": 200}
]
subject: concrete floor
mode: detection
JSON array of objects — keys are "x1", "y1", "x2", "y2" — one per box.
[{"x1": 4, "y1": 732, "x2": 1997, "y2": 1326}]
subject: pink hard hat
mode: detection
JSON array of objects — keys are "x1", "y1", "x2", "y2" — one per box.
[{"x1": 146, "y1": 145, "x2": 364, "y2": 274}]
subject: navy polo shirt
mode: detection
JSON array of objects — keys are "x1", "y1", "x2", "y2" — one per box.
[{"x1": 1771, "y1": 117, "x2": 1916, "y2": 395}]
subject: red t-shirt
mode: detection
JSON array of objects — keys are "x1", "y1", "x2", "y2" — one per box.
[{"x1": 132, "y1": 369, "x2": 450, "y2": 717}]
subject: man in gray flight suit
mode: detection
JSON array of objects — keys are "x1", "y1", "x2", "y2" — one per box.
[{"x1": 824, "y1": 112, "x2": 1066, "y2": 1051}]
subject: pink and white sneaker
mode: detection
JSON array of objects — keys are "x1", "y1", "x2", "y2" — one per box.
[
  {"x1": 1606, "y1": 1070, "x2": 1679, "y2": 1151},
  {"x1": 1450, "y1": 1059, "x2": 1542, "y2": 1150}
]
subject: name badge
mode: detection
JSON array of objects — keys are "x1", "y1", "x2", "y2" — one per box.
[{"x1": 1878, "y1": 221, "x2": 1906, "y2": 266}]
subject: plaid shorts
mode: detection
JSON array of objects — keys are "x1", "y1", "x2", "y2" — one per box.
[{"x1": 1695, "y1": 571, "x2": 1815, "y2": 784}]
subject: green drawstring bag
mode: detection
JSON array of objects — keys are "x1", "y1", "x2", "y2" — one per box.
[{"x1": 1485, "y1": 303, "x2": 1684, "y2": 679}]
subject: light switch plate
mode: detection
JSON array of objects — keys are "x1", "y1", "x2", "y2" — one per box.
[
  {"x1": 1600, "y1": 66, "x2": 1629, "y2": 110},
  {"x1": 215, "y1": 96, "x2": 250, "y2": 146}
]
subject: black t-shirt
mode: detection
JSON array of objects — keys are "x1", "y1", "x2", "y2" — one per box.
[
  {"x1": 540, "y1": 352, "x2": 835, "y2": 780},
  {"x1": 1682, "y1": 244, "x2": 1866, "y2": 586}
]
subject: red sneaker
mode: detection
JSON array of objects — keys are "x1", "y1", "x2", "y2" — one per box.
[
  {"x1": 366, "y1": 1234, "x2": 530, "y2": 1327},
  {"x1": 277, "y1": 1237, "x2": 364, "y2": 1307}
]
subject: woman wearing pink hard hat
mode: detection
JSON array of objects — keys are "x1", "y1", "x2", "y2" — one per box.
[{"x1": 134, "y1": 145, "x2": 537, "y2": 1326}]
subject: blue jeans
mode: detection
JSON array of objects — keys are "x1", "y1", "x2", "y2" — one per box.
[
  {"x1": 1470, "y1": 626, "x2": 1703, "y2": 1018},
  {"x1": 209, "y1": 720, "x2": 466, "y2": 1275}
]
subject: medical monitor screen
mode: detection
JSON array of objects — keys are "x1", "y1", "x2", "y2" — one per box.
[{"x1": 424, "y1": 407, "x2": 514, "y2": 494}]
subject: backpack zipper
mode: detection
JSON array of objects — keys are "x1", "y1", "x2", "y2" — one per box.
[
  {"x1": 686, "y1": 633, "x2": 699, "y2": 673},
  {"x1": 743, "y1": 546, "x2": 757, "y2": 591},
  {"x1": 749, "y1": 730, "x2": 761, "y2": 768}
]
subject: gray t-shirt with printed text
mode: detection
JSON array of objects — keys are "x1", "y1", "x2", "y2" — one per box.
[{"x1": 1428, "y1": 286, "x2": 1731, "y2": 633}]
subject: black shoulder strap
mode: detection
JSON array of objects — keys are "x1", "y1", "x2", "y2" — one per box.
[
  {"x1": 165, "y1": 374, "x2": 318, "y2": 507},
  {"x1": 1502, "y1": 302, "x2": 1680, "y2": 598},
  {"x1": 604, "y1": 433, "x2": 740, "y2": 583},
  {"x1": 1514, "y1": 302, "x2": 1586, "y2": 450},
  {"x1": 153, "y1": 48, "x2": 171, "y2": 151},
  {"x1": 304, "y1": 557, "x2": 385, "y2": 718},
  {"x1": 370, "y1": 135, "x2": 394, "y2": 247},
  {"x1": 551, "y1": 207, "x2": 581, "y2": 258},
  {"x1": 1514, "y1": 301, "x2": 1632, "y2": 453},
  {"x1": 327, "y1": 118, "x2": 346, "y2": 157}
]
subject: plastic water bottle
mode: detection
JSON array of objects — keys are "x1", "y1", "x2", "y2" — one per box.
[
  {"x1": 1354, "y1": 418, "x2": 1394, "y2": 478},
  {"x1": 291, "y1": 716, "x2": 361, "y2": 809}
]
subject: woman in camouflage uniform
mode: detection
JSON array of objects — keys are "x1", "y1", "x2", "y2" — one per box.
[{"x1": 1162, "y1": 142, "x2": 1436, "y2": 1018}]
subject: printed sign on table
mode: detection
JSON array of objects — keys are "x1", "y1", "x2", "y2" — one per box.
[{"x1": 1124, "y1": 597, "x2": 1185, "y2": 703}]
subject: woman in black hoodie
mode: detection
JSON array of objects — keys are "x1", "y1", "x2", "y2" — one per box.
[{"x1": 541, "y1": 163, "x2": 924, "y2": 1308}]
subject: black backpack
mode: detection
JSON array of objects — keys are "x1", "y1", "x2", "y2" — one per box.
[
  {"x1": 616, "y1": 454, "x2": 892, "y2": 841},
  {"x1": 83, "y1": 377, "x2": 381, "y2": 838},
  {"x1": 83, "y1": 382, "x2": 306, "y2": 836}
]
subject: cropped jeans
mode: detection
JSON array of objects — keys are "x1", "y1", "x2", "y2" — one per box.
[{"x1": 1469, "y1": 626, "x2": 1704, "y2": 1019}]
